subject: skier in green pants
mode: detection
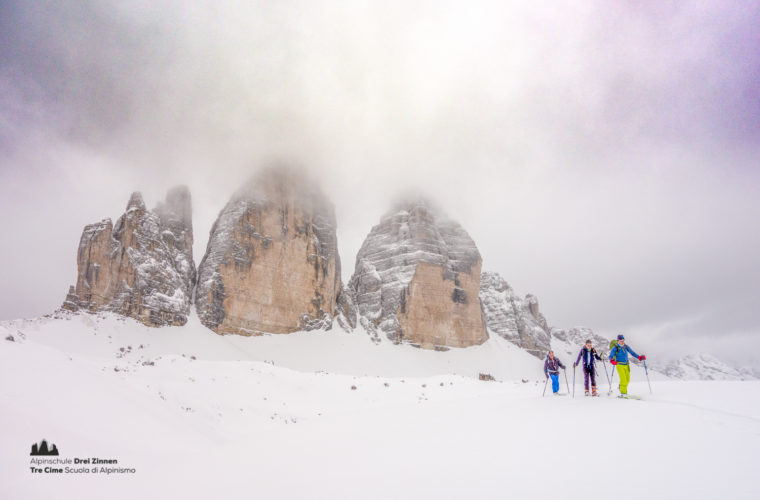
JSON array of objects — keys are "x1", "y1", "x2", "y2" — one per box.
[{"x1": 608, "y1": 334, "x2": 645, "y2": 398}]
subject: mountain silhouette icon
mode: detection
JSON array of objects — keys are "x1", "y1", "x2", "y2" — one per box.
[{"x1": 30, "y1": 439, "x2": 59, "y2": 456}]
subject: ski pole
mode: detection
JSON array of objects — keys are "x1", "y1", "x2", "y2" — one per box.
[
  {"x1": 572, "y1": 364, "x2": 576, "y2": 398},
  {"x1": 608, "y1": 361, "x2": 616, "y2": 396},
  {"x1": 601, "y1": 359, "x2": 611, "y2": 394},
  {"x1": 563, "y1": 368, "x2": 570, "y2": 395},
  {"x1": 542, "y1": 375, "x2": 549, "y2": 397},
  {"x1": 643, "y1": 360, "x2": 652, "y2": 394}
]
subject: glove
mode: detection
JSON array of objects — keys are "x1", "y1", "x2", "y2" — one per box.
[
  {"x1": 573, "y1": 362, "x2": 577, "y2": 368},
  {"x1": 610, "y1": 359, "x2": 617, "y2": 366},
  {"x1": 639, "y1": 355, "x2": 646, "y2": 361}
]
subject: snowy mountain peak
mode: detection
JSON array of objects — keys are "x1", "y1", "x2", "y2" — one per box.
[
  {"x1": 126, "y1": 191, "x2": 146, "y2": 211},
  {"x1": 155, "y1": 185, "x2": 193, "y2": 229}
]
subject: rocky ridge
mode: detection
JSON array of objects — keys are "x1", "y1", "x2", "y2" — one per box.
[
  {"x1": 479, "y1": 271, "x2": 552, "y2": 357},
  {"x1": 479, "y1": 271, "x2": 614, "y2": 360}
]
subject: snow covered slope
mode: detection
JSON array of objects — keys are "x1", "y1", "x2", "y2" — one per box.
[
  {"x1": 2, "y1": 311, "x2": 760, "y2": 499},
  {"x1": 0, "y1": 311, "x2": 541, "y2": 380}
]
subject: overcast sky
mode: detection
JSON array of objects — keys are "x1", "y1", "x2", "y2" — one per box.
[{"x1": 1, "y1": 1, "x2": 758, "y2": 366}]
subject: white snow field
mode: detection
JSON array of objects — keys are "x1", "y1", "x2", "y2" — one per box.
[{"x1": 2, "y1": 312, "x2": 759, "y2": 500}]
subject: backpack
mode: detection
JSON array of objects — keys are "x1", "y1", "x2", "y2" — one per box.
[{"x1": 609, "y1": 340, "x2": 624, "y2": 360}]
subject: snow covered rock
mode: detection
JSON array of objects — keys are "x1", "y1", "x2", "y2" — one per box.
[
  {"x1": 348, "y1": 199, "x2": 487, "y2": 348},
  {"x1": 195, "y1": 166, "x2": 342, "y2": 335},
  {"x1": 479, "y1": 271, "x2": 551, "y2": 358},
  {"x1": 62, "y1": 187, "x2": 196, "y2": 326},
  {"x1": 479, "y1": 272, "x2": 613, "y2": 360},
  {"x1": 335, "y1": 285, "x2": 358, "y2": 332}
]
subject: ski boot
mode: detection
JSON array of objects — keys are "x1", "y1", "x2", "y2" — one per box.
[
  {"x1": 592, "y1": 387, "x2": 599, "y2": 397},
  {"x1": 584, "y1": 390, "x2": 590, "y2": 397}
]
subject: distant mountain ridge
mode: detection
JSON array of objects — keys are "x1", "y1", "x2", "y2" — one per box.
[{"x1": 650, "y1": 354, "x2": 759, "y2": 381}]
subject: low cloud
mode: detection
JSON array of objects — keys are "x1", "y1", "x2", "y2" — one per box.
[{"x1": 1, "y1": 0, "x2": 758, "y2": 366}]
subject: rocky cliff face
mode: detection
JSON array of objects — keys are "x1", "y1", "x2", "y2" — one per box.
[
  {"x1": 195, "y1": 167, "x2": 342, "y2": 335},
  {"x1": 479, "y1": 271, "x2": 551, "y2": 357},
  {"x1": 349, "y1": 199, "x2": 487, "y2": 348},
  {"x1": 62, "y1": 187, "x2": 196, "y2": 326}
]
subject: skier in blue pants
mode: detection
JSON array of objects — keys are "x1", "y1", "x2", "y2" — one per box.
[{"x1": 544, "y1": 350, "x2": 566, "y2": 394}]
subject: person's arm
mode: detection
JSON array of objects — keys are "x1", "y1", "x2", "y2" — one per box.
[
  {"x1": 575, "y1": 349, "x2": 583, "y2": 366},
  {"x1": 559, "y1": 359, "x2": 566, "y2": 370},
  {"x1": 626, "y1": 345, "x2": 640, "y2": 359},
  {"x1": 593, "y1": 348, "x2": 602, "y2": 361},
  {"x1": 544, "y1": 358, "x2": 549, "y2": 377},
  {"x1": 608, "y1": 346, "x2": 616, "y2": 361}
]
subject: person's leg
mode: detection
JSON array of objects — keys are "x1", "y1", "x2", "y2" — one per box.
[
  {"x1": 619, "y1": 365, "x2": 630, "y2": 394},
  {"x1": 551, "y1": 373, "x2": 559, "y2": 393},
  {"x1": 616, "y1": 364, "x2": 625, "y2": 394},
  {"x1": 583, "y1": 368, "x2": 590, "y2": 391},
  {"x1": 590, "y1": 367, "x2": 597, "y2": 393}
]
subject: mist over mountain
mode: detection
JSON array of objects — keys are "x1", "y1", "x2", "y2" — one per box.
[{"x1": 1, "y1": 1, "x2": 758, "y2": 368}]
